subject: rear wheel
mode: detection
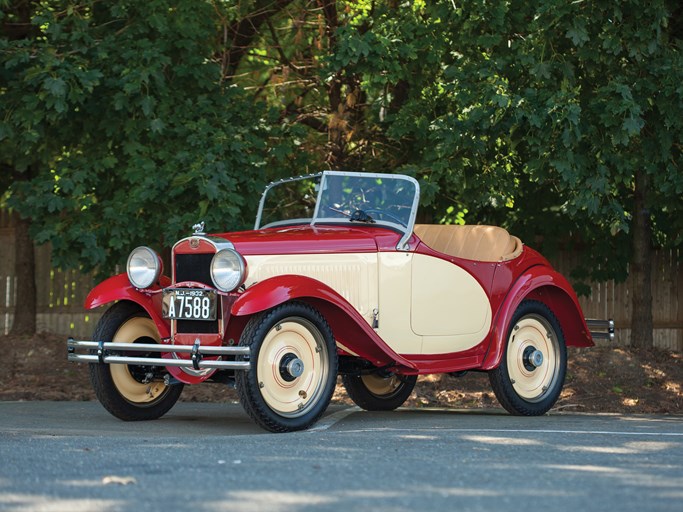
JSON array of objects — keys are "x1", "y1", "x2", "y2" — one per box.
[
  {"x1": 89, "y1": 302, "x2": 183, "y2": 421},
  {"x1": 342, "y1": 372, "x2": 417, "y2": 411},
  {"x1": 489, "y1": 300, "x2": 566, "y2": 415},
  {"x1": 235, "y1": 301, "x2": 338, "y2": 432}
]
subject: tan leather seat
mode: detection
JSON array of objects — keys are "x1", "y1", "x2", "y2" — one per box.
[{"x1": 414, "y1": 224, "x2": 523, "y2": 262}]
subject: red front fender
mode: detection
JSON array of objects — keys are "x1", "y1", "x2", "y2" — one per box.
[
  {"x1": 481, "y1": 265, "x2": 593, "y2": 370},
  {"x1": 231, "y1": 275, "x2": 417, "y2": 371},
  {"x1": 85, "y1": 273, "x2": 171, "y2": 339}
]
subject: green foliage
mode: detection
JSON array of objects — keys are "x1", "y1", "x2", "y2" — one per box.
[
  {"x1": 2, "y1": 0, "x2": 682, "y2": 288},
  {"x1": 323, "y1": 0, "x2": 682, "y2": 283},
  {"x1": 1, "y1": 1, "x2": 296, "y2": 274}
]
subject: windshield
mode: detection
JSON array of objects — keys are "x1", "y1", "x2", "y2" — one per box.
[
  {"x1": 255, "y1": 174, "x2": 321, "y2": 229},
  {"x1": 255, "y1": 171, "x2": 420, "y2": 250}
]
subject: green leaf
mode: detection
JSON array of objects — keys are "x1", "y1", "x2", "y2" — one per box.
[{"x1": 44, "y1": 77, "x2": 67, "y2": 97}]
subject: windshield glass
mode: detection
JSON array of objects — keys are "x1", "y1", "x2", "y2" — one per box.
[
  {"x1": 255, "y1": 174, "x2": 321, "y2": 229},
  {"x1": 255, "y1": 171, "x2": 419, "y2": 249},
  {"x1": 314, "y1": 172, "x2": 418, "y2": 229}
]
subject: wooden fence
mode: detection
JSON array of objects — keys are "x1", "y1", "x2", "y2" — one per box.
[
  {"x1": 1, "y1": 210, "x2": 681, "y2": 350},
  {"x1": 552, "y1": 250, "x2": 682, "y2": 351}
]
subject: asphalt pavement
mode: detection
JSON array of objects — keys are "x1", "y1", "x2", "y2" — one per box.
[{"x1": 1, "y1": 401, "x2": 682, "y2": 511}]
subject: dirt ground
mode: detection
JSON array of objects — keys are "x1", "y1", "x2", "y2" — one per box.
[{"x1": 1, "y1": 333, "x2": 681, "y2": 414}]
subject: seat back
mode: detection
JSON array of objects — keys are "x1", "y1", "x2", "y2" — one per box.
[{"x1": 414, "y1": 224, "x2": 523, "y2": 262}]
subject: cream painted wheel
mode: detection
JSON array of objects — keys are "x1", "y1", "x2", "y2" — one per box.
[
  {"x1": 489, "y1": 300, "x2": 567, "y2": 416},
  {"x1": 342, "y1": 371, "x2": 417, "y2": 411},
  {"x1": 236, "y1": 302, "x2": 338, "y2": 432},
  {"x1": 110, "y1": 317, "x2": 167, "y2": 404},
  {"x1": 362, "y1": 374, "x2": 403, "y2": 395},
  {"x1": 506, "y1": 315, "x2": 561, "y2": 402},
  {"x1": 256, "y1": 319, "x2": 331, "y2": 417},
  {"x1": 90, "y1": 302, "x2": 183, "y2": 421}
]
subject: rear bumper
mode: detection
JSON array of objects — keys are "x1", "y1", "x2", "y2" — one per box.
[
  {"x1": 67, "y1": 338, "x2": 251, "y2": 371},
  {"x1": 586, "y1": 319, "x2": 615, "y2": 341}
]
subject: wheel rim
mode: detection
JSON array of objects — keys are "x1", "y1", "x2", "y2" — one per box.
[
  {"x1": 361, "y1": 374, "x2": 403, "y2": 397},
  {"x1": 256, "y1": 318, "x2": 330, "y2": 418},
  {"x1": 110, "y1": 317, "x2": 168, "y2": 404},
  {"x1": 507, "y1": 314, "x2": 560, "y2": 402}
]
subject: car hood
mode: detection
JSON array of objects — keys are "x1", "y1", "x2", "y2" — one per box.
[{"x1": 211, "y1": 225, "x2": 393, "y2": 256}]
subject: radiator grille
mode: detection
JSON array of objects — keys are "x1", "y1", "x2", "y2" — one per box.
[
  {"x1": 175, "y1": 253, "x2": 214, "y2": 285},
  {"x1": 174, "y1": 253, "x2": 220, "y2": 334}
]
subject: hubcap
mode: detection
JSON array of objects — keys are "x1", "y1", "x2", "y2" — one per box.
[
  {"x1": 522, "y1": 347, "x2": 544, "y2": 370},
  {"x1": 361, "y1": 373, "x2": 402, "y2": 397},
  {"x1": 507, "y1": 315, "x2": 560, "y2": 402},
  {"x1": 257, "y1": 318, "x2": 329, "y2": 417},
  {"x1": 279, "y1": 353, "x2": 305, "y2": 382}
]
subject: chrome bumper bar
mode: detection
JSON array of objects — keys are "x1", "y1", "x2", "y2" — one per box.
[
  {"x1": 67, "y1": 338, "x2": 251, "y2": 371},
  {"x1": 586, "y1": 319, "x2": 615, "y2": 341}
]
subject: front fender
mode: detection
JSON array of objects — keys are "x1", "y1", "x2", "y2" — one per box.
[
  {"x1": 481, "y1": 265, "x2": 592, "y2": 371},
  {"x1": 85, "y1": 273, "x2": 171, "y2": 339},
  {"x1": 231, "y1": 275, "x2": 417, "y2": 371}
]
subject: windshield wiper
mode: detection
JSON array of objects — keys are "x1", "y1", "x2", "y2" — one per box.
[
  {"x1": 349, "y1": 209, "x2": 375, "y2": 223},
  {"x1": 327, "y1": 206, "x2": 376, "y2": 223}
]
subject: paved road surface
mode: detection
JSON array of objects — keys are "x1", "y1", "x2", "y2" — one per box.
[{"x1": 1, "y1": 402, "x2": 682, "y2": 511}]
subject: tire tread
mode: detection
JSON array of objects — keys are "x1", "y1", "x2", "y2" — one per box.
[
  {"x1": 235, "y1": 301, "x2": 338, "y2": 432},
  {"x1": 488, "y1": 300, "x2": 567, "y2": 416},
  {"x1": 89, "y1": 302, "x2": 183, "y2": 421}
]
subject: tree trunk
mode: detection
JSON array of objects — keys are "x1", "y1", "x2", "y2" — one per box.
[
  {"x1": 630, "y1": 169, "x2": 653, "y2": 349},
  {"x1": 10, "y1": 212, "x2": 37, "y2": 335}
]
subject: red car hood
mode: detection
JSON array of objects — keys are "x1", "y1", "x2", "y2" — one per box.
[{"x1": 211, "y1": 225, "x2": 395, "y2": 256}]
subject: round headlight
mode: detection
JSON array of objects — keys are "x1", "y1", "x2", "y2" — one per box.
[
  {"x1": 127, "y1": 246, "x2": 162, "y2": 289},
  {"x1": 210, "y1": 249, "x2": 246, "y2": 292}
]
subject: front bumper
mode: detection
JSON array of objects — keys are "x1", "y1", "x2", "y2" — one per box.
[{"x1": 67, "y1": 338, "x2": 250, "y2": 371}]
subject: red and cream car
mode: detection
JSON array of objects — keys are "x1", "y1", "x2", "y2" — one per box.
[{"x1": 68, "y1": 171, "x2": 611, "y2": 432}]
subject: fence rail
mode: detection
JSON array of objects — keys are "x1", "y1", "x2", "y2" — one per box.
[{"x1": 0, "y1": 222, "x2": 681, "y2": 350}]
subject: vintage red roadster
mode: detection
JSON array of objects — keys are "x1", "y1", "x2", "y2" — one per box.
[{"x1": 68, "y1": 171, "x2": 612, "y2": 432}]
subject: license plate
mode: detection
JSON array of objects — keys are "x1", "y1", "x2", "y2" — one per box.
[{"x1": 162, "y1": 289, "x2": 217, "y2": 321}]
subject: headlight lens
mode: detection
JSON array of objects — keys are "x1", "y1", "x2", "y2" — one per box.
[
  {"x1": 210, "y1": 249, "x2": 246, "y2": 292},
  {"x1": 126, "y1": 246, "x2": 162, "y2": 289}
]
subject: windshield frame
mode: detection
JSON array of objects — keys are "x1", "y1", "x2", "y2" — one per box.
[{"x1": 254, "y1": 170, "x2": 420, "y2": 251}]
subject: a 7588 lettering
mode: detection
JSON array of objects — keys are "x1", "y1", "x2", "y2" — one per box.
[{"x1": 162, "y1": 289, "x2": 217, "y2": 321}]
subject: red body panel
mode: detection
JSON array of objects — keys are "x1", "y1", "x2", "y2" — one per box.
[
  {"x1": 225, "y1": 225, "x2": 381, "y2": 255},
  {"x1": 480, "y1": 263, "x2": 592, "y2": 371},
  {"x1": 85, "y1": 273, "x2": 171, "y2": 339}
]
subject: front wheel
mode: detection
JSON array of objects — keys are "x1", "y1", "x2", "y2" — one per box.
[
  {"x1": 89, "y1": 302, "x2": 183, "y2": 421},
  {"x1": 235, "y1": 301, "x2": 338, "y2": 432},
  {"x1": 342, "y1": 372, "x2": 417, "y2": 411},
  {"x1": 489, "y1": 300, "x2": 567, "y2": 416}
]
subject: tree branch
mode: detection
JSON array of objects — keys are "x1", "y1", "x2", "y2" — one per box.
[{"x1": 223, "y1": 0, "x2": 296, "y2": 79}]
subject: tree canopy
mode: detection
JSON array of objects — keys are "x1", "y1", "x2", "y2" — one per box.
[
  {"x1": 1, "y1": 0, "x2": 298, "y2": 273},
  {"x1": 1, "y1": 0, "x2": 681, "y2": 344}
]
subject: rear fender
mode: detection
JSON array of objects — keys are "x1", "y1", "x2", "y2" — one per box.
[
  {"x1": 481, "y1": 265, "x2": 592, "y2": 371},
  {"x1": 231, "y1": 275, "x2": 417, "y2": 371},
  {"x1": 85, "y1": 273, "x2": 171, "y2": 338}
]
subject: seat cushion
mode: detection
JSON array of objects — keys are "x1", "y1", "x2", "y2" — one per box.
[{"x1": 414, "y1": 224, "x2": 523, "y2": 262}]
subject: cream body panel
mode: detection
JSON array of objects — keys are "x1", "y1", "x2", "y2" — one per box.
[
  {"x1": 376, "y1": 252, "x2": 424, "y2": 355},
  {"x1": 244, "y1": 253, "x2": 378, "y2": 326},
  {"x1": 411, "y1": 254, "x2": 492, "y2": 354},
  {"x1": 245, "y1": 252, "x2": 491, "y2": 357}
]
